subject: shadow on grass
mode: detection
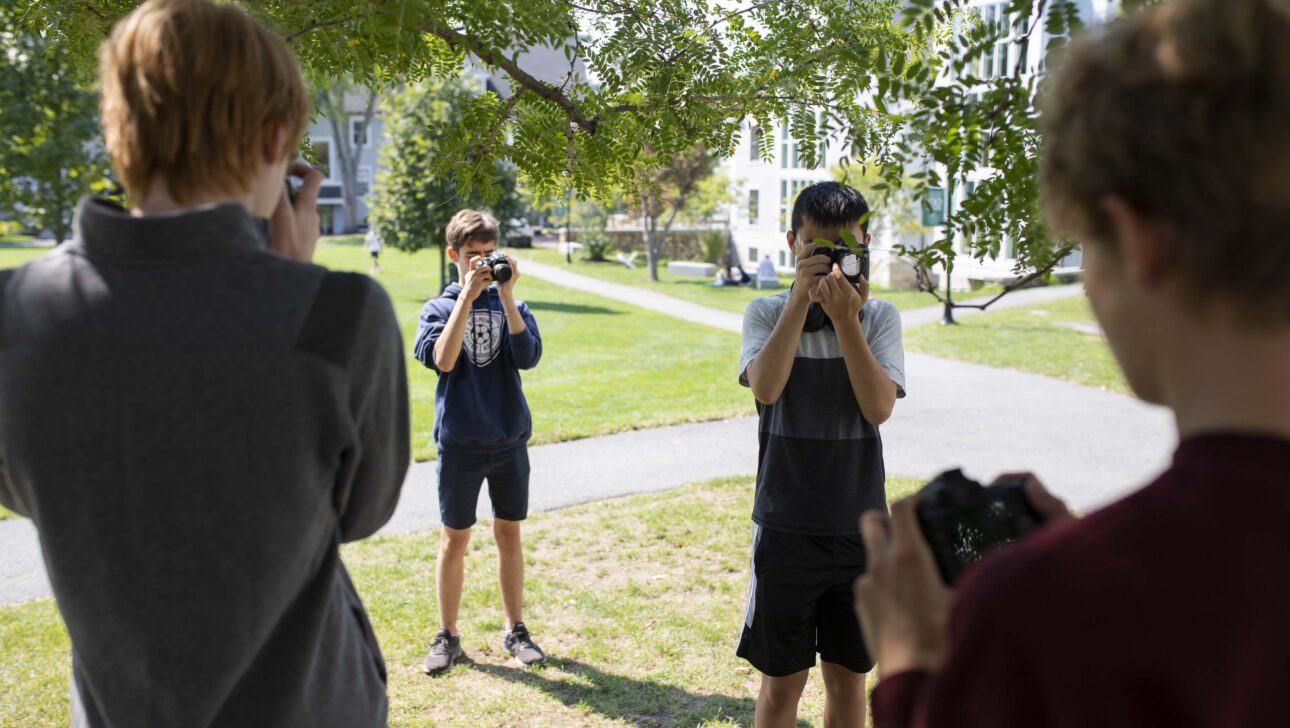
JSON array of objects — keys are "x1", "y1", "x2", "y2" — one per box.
[
  {"x1": 472, "y1": 657, "x2": 802, "y2": 728},
  {"x1": 525, "y1": 301, "x2": 623, "y2": 316}
]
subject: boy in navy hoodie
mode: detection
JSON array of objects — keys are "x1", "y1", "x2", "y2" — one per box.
[{"x1": 412, "y1": 210, "x2": 544, "y2": 674}]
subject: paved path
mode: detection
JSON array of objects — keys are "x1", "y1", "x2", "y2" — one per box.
[
  {"x1": 518, "y1": 256, "x2": 1085, "y2": 333},
  {"x1": 0, "y1": 265, "x2": 1175, "y2": 605}
]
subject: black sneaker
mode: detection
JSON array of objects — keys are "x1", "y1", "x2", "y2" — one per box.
[
  {"x1": 423, "y1": 628, "x2": 463, "y2": 675},
  {"x1": 502, "y1": 622, "x2": 546, "y2": 666}
]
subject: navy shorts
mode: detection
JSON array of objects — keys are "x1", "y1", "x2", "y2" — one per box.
[
  {"x1": 736, "y1": 525, "x2": 874, "y2": 676},
  {"x1": 436, "y1": 446, "x2": 530, "y2": 529}
]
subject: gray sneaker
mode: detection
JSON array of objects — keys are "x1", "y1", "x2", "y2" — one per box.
[
  {"x1": 502, "y1": 622, "x2": 546, "y2": 666},
  {"x1": 423, "y1": 628, "x2": 463, "y2": 675}
]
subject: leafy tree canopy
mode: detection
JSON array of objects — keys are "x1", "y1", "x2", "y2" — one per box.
[{"x1": 18, "y1": 0, "x2": 1167, "y2": 272}]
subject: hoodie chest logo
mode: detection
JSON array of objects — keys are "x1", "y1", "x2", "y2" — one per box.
[{"x1": 463, "y1": 309, "x2": 505, "y2": 367}]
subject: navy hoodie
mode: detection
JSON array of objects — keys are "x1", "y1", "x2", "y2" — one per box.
[{"x1": 412, "y1": 283, "x2": 541, "y2": 452}]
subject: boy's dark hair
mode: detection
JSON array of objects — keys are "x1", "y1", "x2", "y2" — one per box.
[{"x1": 790, "y1": 181, "x2": 870, "y2": 236}]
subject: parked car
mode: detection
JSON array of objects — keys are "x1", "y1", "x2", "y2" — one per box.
[{"x1": 505, "y1": 218, "x2": 535, "y2": 248}]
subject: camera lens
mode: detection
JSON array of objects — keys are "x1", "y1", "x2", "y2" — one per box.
[{"x1": 840, "y1": 253, "x2": 860, "y2": 278}]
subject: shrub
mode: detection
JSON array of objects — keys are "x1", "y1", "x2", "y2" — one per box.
[
  {"x1": 701, "y1": 230, "x2": 727, "y2": 264},
  {"x1": 581, "y1": 231, "x2": 615, "y2": 262}
]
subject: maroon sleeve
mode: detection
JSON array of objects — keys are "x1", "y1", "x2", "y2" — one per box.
[
  {"x1": 872, "y1": 671, "x2": 934, "y2": 728},
  {"x1": 871, "y1": 550, "x2": 1053, "y2": 727}
]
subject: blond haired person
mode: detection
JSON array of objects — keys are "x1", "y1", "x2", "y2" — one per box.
[{"x1": 0, "y1": 1, "x2": 410, "y2": 726}]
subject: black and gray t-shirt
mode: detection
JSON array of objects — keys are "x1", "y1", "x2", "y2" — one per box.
[{"x1": 739, "y1": 291, "x2": 906, "y2": 535}]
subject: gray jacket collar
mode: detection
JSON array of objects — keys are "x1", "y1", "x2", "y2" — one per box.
[{"x1": 71, "y1": 197, "x2": 270, "y2": 261}]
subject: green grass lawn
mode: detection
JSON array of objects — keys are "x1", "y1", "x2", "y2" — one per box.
[
  {"x1": 0, "y1": 241, "x2": 753, "y2": 464},
  {"x1": 313, "y1": 243, "x2": 753, "y2": 460},
  {"x1": 906, "y1": 295, "x2": 1129, "y2": 394},
  {"x1": 0, "y1": 475, "x2": 922, "y2": 727},
  {"x1": 515, "y1": 246, "x2": 949, "y2": 314}
]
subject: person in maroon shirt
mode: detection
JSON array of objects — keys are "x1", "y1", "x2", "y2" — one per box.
[{"x1": 853, "y1": 1, "x2": 1290, "y2": 726}]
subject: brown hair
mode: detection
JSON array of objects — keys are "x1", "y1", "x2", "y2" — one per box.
[
  {"x1": 445, "y1": 210, "x2": 500, "y2": 251},
  {"x1": 1041, "y1": 0, "x2": 1290, "y2": 320},
  {"x1": 98, "y1": 0, "x2": 309, "y2": 203}
]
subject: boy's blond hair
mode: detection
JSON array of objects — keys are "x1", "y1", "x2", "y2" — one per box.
[
  {"x1": 445, "y1": 210, "x2": 500, "y2": 251},
  {"x1": 1041, "y1": 0, "x2": 1290, "y2": 321},
  {"x1": 98, "y1": 0, "x2": 309, "y2": 203}
]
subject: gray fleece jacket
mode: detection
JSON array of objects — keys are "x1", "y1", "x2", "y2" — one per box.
[{"x1": 0, "y1": 198, "x2": 409, "y2": 728}]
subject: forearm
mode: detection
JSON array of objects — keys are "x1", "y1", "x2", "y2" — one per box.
[
  {"x1": 432, "y1": 298, "x2": 472, "y2": 372},
  {"x1": 499, "y1": 292, "x2": 527, "y2": 335},
  {"x1": 836, "y1": 317, "x2": 897, "y2": 425},
  {"x1": 747, "y1": 295, "x2": 810, "y2": 404}
]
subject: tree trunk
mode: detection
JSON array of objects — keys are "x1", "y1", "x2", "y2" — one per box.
[
  {"x1": 320, "y1": 86, "x2": 379, "y2": 235},
  {"x1": 643, "y1": 192, "x2": 660, "y2": 282},
  {"x1": 439, "y1": 241, "x2": 448, "y2": 294},
  {"x1": 50, "y1": 184, "x2": 67, "y2": 245}
]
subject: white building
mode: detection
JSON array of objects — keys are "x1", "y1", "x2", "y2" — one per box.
[
  {"x1": 305, "y1": 90, "x2": 386, "y2": 234},
  {"x1": 721, "y1": 0, "x2": 1118, "y2": 289}
]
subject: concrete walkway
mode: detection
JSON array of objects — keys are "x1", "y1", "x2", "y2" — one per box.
[
  {"x1": 0, "y1": 264, "x2": 1175, "y2": 605},
  {"x1": 517, "y1": 256, "x2": 1085, "y2": 333}
]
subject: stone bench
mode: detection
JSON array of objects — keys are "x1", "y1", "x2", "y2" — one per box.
[{"x1": 667, "y1": 261, "x2": 716, "y2": 277}]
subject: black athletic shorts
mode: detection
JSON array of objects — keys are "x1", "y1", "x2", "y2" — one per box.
[
  {"x1": 436, "y1": 445, "x2": 530, "y2": 529},
  {"x1": 736, "y1": 525, "x2": 874, "y2": 676}
]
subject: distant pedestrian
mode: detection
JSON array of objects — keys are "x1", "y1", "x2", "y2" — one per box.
[{"x1": 366, "y1": 228, "x2": 383, "y2": 274}]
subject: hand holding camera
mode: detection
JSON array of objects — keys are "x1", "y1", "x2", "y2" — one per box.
[
  {"x1": 810, "y1": 263, "x2": 868, "y2": 324},
  {"x1": 791, "y1": 242, "x2": 833, "y2": 306},
  {"x1": 462, "y1": 256, "x2": 495, "y2": 303},
  {"x1": 800, "y1": 238, "x2": 870, "y2": 331},
  {"x1": 270, "y1": 162, "x2": 324, "y2": 263},
  {"x1": 488, "y1": 253, "x2": 520, "y2": 297},
  {"x1": 854, "y1": 469, "x2": 1073, "y2": 673}
]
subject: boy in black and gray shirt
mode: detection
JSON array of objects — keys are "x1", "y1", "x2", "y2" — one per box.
[{"x1": 737, "y1": 182, "x2": 906, "y2": 726}]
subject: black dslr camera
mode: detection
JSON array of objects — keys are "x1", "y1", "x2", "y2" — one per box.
[
  {"x1": 802, "y1": 239, "x2": 871, "y2": 332},
  {"x1": 915, "y1": 469, "x2": 1046, "y2": 585},
  {"x1": 478, "y1": 252, "x2": 513, "y2": 284}
]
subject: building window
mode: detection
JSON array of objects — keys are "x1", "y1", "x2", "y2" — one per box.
[
  {"x1": 977, "y1": 2, "x2": 1011, "y2": 80},
  {"x1": 748, "y1": 246, "x2": 759, "y2": 264},
  {"x1": 779, "y1": 178, "x2": 811, "y2": 233},
  {"x1": 749, "y1": 124, "x2": 763, "y2": 162},
  {"x1": 350, "y1": 117, "x2": 369, "y2": 147},
  {"x1": 780, "y1": 123, "x2": 791, "y2": 169},
  {"x1": 778, "y1": 250, "x2": 787, "y2": 267},
  {"x1": 357, "y1": 166, "x2": 372, "y2": 196},
  {"x1": 779, "y1": 117, "x2": 825, "y2": 170},
  {"x1": 748, "y1": 189, "x2": 760, "y2": 225},
  {"x1": 311, "y1": 138, "x2": 333, "y2": 179}
]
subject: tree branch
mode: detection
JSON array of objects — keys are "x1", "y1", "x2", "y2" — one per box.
[
  {"x1": 285, "y1": 14, "x2": 359, "y2": 43},
  {"x1": 426, "y1": 22, "x2": 602, "y2": 135},
  {"x1": 470, "y1": 91, "x2": 524, "y2": 165},
  {"x1": 914, "y1": 241, "x2": 1079, "y2": 309}
]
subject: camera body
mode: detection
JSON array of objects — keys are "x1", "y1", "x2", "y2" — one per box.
[
  {"x1": 801, "y1": 240, "x2": 871, "y2": 332},
  {"x1": 915, "y1": 469, "x2": 1046, "y2": 585},
  {"x1": 479, "y1": 252, "x2": 513, "y2": 284}
]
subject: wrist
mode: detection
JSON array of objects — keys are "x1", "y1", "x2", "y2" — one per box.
[
  {"x1": 878, "y1": 641, "x2": 946, "y2": 675},
  {"x1": 782, "y1": 293, "x2": 811, "y2": 318},
  {"x1": 834, "y1": 313, "x2": 867, "y2": 342}
]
